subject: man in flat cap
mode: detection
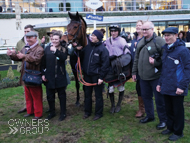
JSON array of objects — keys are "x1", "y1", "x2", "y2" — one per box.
[
  {"x1": 7, "y1": 31, "x2": 44, "y2": 120},
  {"x1": 14, "y1": 24, "x2": 45, "y2": 114},
  {"x1": 156, "y1": 27, "x2": 190, "y2": 141}
]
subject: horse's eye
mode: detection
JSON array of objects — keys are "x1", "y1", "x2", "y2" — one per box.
[{"x1": 74, "y1": 26, "x2": 77, "y2": 29}]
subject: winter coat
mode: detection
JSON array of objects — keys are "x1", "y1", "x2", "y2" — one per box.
[
  {"x1": 132, "y1": 33, "x2": 165, "y2": 80},
  {"x1": 80, "y1": 40, "x2": 110, "y2": 80},
  {"x1": 158, "y1": 39, "x2": 190, "y2": 96},
  {"x1": 10, "y1": 44, "x2": 44, "y2": 86},
  {"x1": 15, "y1": 37, "x2": 42, "y2": 72},
  {"x1": 41, "y1": 45, "x2": 68, "y2": 89}
]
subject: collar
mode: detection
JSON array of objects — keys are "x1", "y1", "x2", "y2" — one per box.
[{"x1": 168, "y1": 43, "x2": 174, "y2": 49}]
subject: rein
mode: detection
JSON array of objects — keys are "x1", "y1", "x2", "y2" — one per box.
[
  {"x1": 76, "y1": 51, "x2": 97, "y2": 86},
  {"x1": 67, "y1": 18, "x2": 97, "y2": 86}
]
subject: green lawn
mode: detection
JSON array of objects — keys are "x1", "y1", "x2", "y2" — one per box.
[{"x1": 0, "y1": 79, "x2": 190, "y2": 142}]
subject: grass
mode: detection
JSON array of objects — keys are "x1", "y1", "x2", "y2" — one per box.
[
  {"x1": 0, "y1": 69, "x2": 20, "y2": 79},
  {"x1": 0, "y1": 73, "x2": 190, "y2": 142}
]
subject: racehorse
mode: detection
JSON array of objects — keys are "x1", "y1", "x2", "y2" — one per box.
[{"x1": 61, "y1": 12, "x2": 87, "y2": 106}]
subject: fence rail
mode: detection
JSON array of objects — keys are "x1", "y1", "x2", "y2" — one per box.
[{"x1": 0, "y1": 0, "x2": 188, "y2": 13}]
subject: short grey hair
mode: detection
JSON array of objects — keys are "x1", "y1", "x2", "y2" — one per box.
[{"x1": 144, "y1": 21, "x2": 154, "y2": 29}]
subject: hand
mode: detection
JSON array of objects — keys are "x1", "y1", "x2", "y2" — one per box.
[
  {"x1": 76, "y1": 46, "x2": 83, "y2": 50},
  {"x1": 156, "y1": 85, "x2": 161, "y2": 92},
  {"x1": 149, "y1": 57, "x2": 154, "y2": 65},
  {"x1": 17, "y1": 51, "x2": 25, "y2": 59},
  {"x1": 50, "y1": 46, "x2": 56, "y2": 52},
  {"x1": 42, "y1": 75, "x2": 48, "y2": 82},
  {"x1": 7, "y1": 47, "x2": 15, "y2": 56},
  {"x1": 132, "y1": 75, "x2": 136, "y2": 82},
  {"x1": 134, "y1": 42, "x2": 137, "y2": 47},
  {"x1": 72, "y1": 42, "x2": 78, "y2": 47},
  {"x1": 98, "y1": 79, "x2": 103, "y2": 85},
  {"x1": 176, "y1": 88, "x2": 184, "y2": 95},
  {"x1": 41, "y1": 36, "x2": 45, "y2": 44}
]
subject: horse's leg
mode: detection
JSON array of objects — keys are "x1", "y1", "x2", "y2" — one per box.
[
  {"x1": 73, "y1": 70, "x2": 80, "y2": 106},
  {"x1": 70, "y1": 56, "x2": 81, "y2": 107}
]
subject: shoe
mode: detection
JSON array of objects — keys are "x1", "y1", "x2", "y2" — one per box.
[
  {"x1": 156, "y1": 122, "x2": 166, "y2": 130},
  {"x1": 46, "y1": 113, "x2": 56, "y2": 120},
  {"x1": 33, "y1": 116, "x2": 42, "y2": 120},
  {"x1": 59, "y1": 115, "x2": 66, "y2": 121},
  {"x1": 18, "y1": 108, "x2": 27, "y2": 114},
  {"x1": 24, "y1": 114, "x2": 34, "y2": 117},
  {"x1": 140, "y1": 117, "x2": 155, "y2": 123},
  {"x1": 83, "y1": 114, "x2": 90, "y2": 119},
  {"x1": 161, "y1": 129, "x2": 173, "y2": 135},
  {"x1": 169, "y1": 133, "x2": 184, "y2": 141},
  {"x1": 93, "y1": 116, "x2": 102, "y2": 121}
]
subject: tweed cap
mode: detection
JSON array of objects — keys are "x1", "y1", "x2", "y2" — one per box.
[{"x1": 25, "y1": 31, "x2": 38, "y2": 37}]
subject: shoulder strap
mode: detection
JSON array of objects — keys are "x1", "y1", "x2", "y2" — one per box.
[{"x1": 109, "y1": 37, "x2": 112, "y2": 45}]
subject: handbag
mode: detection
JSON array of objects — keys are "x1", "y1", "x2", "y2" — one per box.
[{"x1": 22, "y1": 61, "x2": 42, "y2": 85}]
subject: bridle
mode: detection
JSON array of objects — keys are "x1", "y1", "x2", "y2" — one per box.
[
  {"x1": 67, "y1": 20, "x2": 82, "y2": 45},
  {"x1": 67, "y1": 18, "x2": 98, "y2": 86}
]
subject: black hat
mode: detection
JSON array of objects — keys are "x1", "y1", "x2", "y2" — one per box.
[
  {"x1": 47, "y1": 30, "x2": 57, "y2": 36},
  {"x1": 162, "y1": 27, "x2": 178, "y2": 34},
  {"x1": 92, "y1": 30, "x2": 103, "y2": 41}
]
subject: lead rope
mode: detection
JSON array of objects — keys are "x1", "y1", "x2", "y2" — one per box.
[{"x1": 76, "y1": 51, "x2": 97, "y2": 86}]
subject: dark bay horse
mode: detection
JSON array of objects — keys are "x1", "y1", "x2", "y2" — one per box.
[{"x1": 61, "y1": 12, "x2": 87, "y2": 106}]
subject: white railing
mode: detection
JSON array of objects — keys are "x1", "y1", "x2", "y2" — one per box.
[{"x1": 0, "y1": 0, "x2": 188, "y2": 13}]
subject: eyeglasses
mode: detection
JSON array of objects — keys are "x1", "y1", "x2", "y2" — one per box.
[
  {"x1": 110, "y1": 25, "x2": 119, "y2": 28},
  {"x1": 141, "y1": 28, "x2": 152, "y2": 31}
]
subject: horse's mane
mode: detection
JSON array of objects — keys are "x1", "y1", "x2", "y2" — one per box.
[{"x1": 79, "y1": 15, "x2": 87, "y2": 29}]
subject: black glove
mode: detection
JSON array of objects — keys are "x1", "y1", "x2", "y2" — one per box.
[{"x1": 109, "y1": 55, "x2": 117, "y2": 60}]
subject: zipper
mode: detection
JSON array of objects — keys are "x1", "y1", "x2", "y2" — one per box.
[{"x1": 87, "y1": 46, "x2": 95, "y2": 74}]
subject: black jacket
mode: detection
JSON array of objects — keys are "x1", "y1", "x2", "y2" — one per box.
[
  {"x1": 41, "y1": 45, "x2": 68, "y2": 89},
  {"x1": 186, "y1": 31, "x2": 190, "y2": 42},
  {"x1": 80, "y1": 40, "x2": 110, "y2": 80}
]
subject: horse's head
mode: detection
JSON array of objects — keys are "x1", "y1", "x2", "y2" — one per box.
[{"x1": 61, "y1": 12, "x2": 87, "y2": 47}]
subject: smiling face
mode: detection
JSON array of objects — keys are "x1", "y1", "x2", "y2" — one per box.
[
  {"x1": 142, "y1": 22, "x2": 154, "y2": 39},
  {"x1": 111, "y1": 30, "x2": 119, "y2": 38},
  {"x1": 26, "y1": 36, "x2": 37, "y2": 46},
  {"x1": 164, "y1": 33, "x2": 177, "y2": 45},
  {"x1": 52, "y1": 35, "x2": 60, "y2": 47},
  {"x1": 136, "y1": 21, "x2": 143, "y2": 34},
  {"x1": 91, "y1": 34, "x2": 99, "y2": 43}
]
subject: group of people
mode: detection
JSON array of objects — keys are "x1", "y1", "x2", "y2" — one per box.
[{"x1": 6, "y1": 20, "x2": 190, "y2": 141}]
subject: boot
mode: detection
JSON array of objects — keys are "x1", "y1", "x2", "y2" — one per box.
[
  {"x1": 59, "y1": 95, "x2": 66, "y2": 121},
  {"x1": 109, "y1": 93, "x2": 115, "y2": 114},
  {"x1": 115, "y1": 91, "x2": 124, "y2": 113},
  {"x1": 135, "y1": 96, "x2": 145, "y2": 118},
  {"x1": 46, "y1": 100, "x2": 56, "y2": 120}
]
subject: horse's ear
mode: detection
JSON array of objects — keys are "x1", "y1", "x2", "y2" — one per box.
[
  {"x1": 68, "y1": 11, "x2": 74, "y2": 19},
  {"x1": 76, "y1": 11, "x2": 79, "y2": 17},
  {"x1": 76, "y1": 11, "x2": 80, "y2": 21}
]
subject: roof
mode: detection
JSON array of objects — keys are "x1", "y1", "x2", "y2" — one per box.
[{"x1": 34, "y1": 14, "x2": 190, "y2": 29}]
